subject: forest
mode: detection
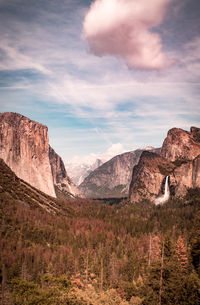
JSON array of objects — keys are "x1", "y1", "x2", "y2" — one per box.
[{"x1": 0, "y1": 159, "x2": 200, "y2": 304}]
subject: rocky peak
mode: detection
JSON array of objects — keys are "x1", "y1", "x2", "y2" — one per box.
[
  {"x1": 129, "y1": 126, "x2": 200, "y2": 203},
  {"x1": 161, "y1": 127, "x2": 200, "y2": 162}
]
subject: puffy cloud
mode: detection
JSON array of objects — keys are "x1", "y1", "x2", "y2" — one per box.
[
  {"x1": 67, "y1": 143, "x2": 124, "y2": 166},
  {"x1": 83, "y1": 0, "x2": 173, "y2": 70}
]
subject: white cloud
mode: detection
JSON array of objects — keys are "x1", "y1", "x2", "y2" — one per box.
[
  {"x1": 0, "y1": 0, "x2": 199, "y2": 163},
  {"x1": 83, "y1": 0, "x2": 173, "y2": 70},
  {"x1": 66, "y1": 143, "x2": 124, "y2": 166},
  {"x1": 0, "y1": 42, "x2": 50, "y2": 74}
]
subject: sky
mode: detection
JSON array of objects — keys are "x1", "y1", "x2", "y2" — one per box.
[{"x1": 0, "y1": 0, "x2": 200, "y2": 165}]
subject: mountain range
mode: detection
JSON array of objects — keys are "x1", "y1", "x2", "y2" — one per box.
[
  {"x1": 79, "y1": 147, "x2": 160, "y2": 198},
  {"x1": 66, "y1": 158, "x2": 104, "y2": 186},
  {"x1": 0, "y1": 112, "x2": 199, "y2": 203}
]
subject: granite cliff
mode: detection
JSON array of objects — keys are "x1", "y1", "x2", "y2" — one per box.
[
  {"x1": 49, "y1": 146, "x2": 82, "y2": 198},
  {"x1": 0, "y1": 112, "x2": 56, "y2": 197},
  {"x1": 129, "y1": 151, "x2": 175, "y2": 203},
  {"x1": 79, "y1": 148, "x2": 159, "y2": 198},
  {"x1": 161, "y1": 127, "x2": 200, "y2": 161},
  {"x1": 129, "y1": 127, "x2": 200, "y2": 203},
  {"x1": 0, "y1": 112, "x2": 81, "y2": 198}
]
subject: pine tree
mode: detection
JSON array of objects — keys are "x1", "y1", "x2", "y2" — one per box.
[{"x1": 176, "y1": 236, "x2": 188, "y2": 272}]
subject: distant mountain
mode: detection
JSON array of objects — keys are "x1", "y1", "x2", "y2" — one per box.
[
  {"x1": 66, "y1": 158, "x2": 103, "y2": 185},
  {"x1": 129, "y1": 126, "x2": 200, "y2": 203},
  {"x1": 0, "y1": 112, "x2": 81, "y2": 199},
  {"x1": 79, "y1": 147, "x2": 159, "y2": 198},
  {"x1": 66, "y1": 143, "x2": 125, "y2": 185}
]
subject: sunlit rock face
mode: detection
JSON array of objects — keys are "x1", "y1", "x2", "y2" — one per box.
[
  {"x1": 161, "y1": 127, "x2": 200, "y2": 162},
  {"x1": 49, "y1": 146, "x2": 83, "y2": 198},
  {"x1": 172, "y1": 155, "x2": 200, "y2": 196},
  {"x1": 0, "y1": 112, "x2": 56, "y2": 197},
  {"x1": 129, "y1": 127, "x2": 200, "y2": 203}
]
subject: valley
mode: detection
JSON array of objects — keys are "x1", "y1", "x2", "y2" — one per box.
[{"x1": 0, "y1": 112, "x2": 200, "y2": 304}]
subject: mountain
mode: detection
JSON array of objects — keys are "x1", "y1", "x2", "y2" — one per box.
[
  {"x1": 66, "y1": 143, "x2": 125, "y2": 185},
  {"x1": 129, "y1": 126, "x2": 200, "y2": 203},
  {"x1": 49, "y1": 146, "x2": 82, "y2": 198},
  {"x1": 161, "y1": 126, "x2": 200, "y2": 161},
  {"x1": 0, "y1": 112, "x2": 81, "y2": 198},
  {"x1": 66, "y1": 158, "x2": 103, "y2": 185},
  {"x1": 129, "y1": 151, "x2": 175, "y2": 203},
  {"x1": 0, "y1": 112, "x2": 56, "y2": 197},
  {"x1": 79, "y1": 147, "x2": 159, "y2": 198}
]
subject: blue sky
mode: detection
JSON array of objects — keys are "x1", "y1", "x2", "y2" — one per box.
[{"x1": 0, "y1": 0, "x2": 199, "y2": 163}]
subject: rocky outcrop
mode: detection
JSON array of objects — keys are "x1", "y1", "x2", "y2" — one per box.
[
  {"x1": 161, "y1": 127, "x2": 200, "y2": 162},
  {"x1": 172, "y1": 155, "x2": 200, "y2": 196},
  {"x1": 0, "y1": 112, "x2": 56, "y2": 197},
  {"x1": 49, "y1": 146, "x2": 82, "y2": 198},
  {"x1": 79, "y1": 148, "x2": 159, "y2": 198},
  {"x1": 129, "y1": 127, "x2": 200, "y2": 203}
]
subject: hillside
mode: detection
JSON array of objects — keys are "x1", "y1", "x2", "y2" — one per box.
[
  {"x1": 1, "y1": 157, "x2": 200, "y2": 304},
  {"x1": 0, "y1": 158, "x2": 74, "y2": 215}
]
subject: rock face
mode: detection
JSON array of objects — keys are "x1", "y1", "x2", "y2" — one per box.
[
  {"x1": 129, "y1": 127, "x2": 200, "y2": 203},
  {"x1": 0, "y1": 112, "x2": 56, "y2": 197},
  {"x1": 0, "y1": 112, "x2": 81, "y2": 199},
  {"x1": 49, "y1": 146, "x2": 82, "y2": 198},
  {"x1": 161, "y1": 127, "x2": 200, "y2": 162},
  {"x1": 79, "y1": 148, "x2": 159, "y2": 198},
  {"x1": 172, "y1": 155, "x2": 200, "y2": 196},
  {"x1": 129, "y1": 151, "x2": 175, "y2": 203},
  {"x1": 190, "y1": 126, "x2": 200, "y2": 143}
]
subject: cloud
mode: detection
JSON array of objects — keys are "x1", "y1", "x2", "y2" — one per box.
[
  {"x1": 83, "y1": 0, "x2": 173, "y2": 70},
  {"x1": 66, "y1": 142, "x2": 125, "y2": 166},
  {"x1": 0, "y1": 0, "x2": 199, "y2": 162},
  {"x1": 0, "y1": 42, "x2": 50, "y2": 74}
]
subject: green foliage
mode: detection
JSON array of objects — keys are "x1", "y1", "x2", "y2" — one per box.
[
  {"x1": 190, "y1": 211, "x2": 200, "y2": 276},
  {"x1": 142, "y1": 235, "x2": 200, "y2": 305},
  {"x1": 10, "y1": 275, "x2": 77, "y2": 305},
  {"x1": 10, "y1": 278, "x2": 45, "y2": 305},
  {"x1": 70, "y1": 286, "x2": 129, "y2": 305}
]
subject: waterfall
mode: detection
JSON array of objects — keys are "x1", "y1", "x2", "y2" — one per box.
[
  {"x1": 155, "y1": 176, "x2": 170, "y2": 205},
  {"x1": 163, "y1": 176, "x2": 170, "y2": 201}
]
